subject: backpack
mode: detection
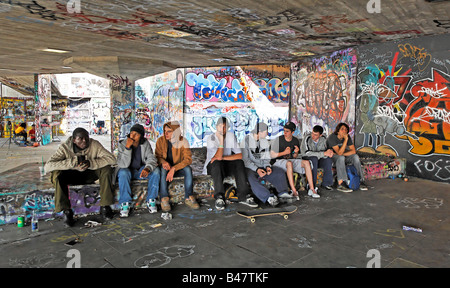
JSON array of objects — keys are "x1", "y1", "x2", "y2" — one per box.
[{"x1": 346, "y1": 165, "x2": 360, "y2": 190}]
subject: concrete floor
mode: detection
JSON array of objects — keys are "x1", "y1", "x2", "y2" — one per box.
[{"x1": 0, "y1": 136, "x2": 449, "y2": 270}]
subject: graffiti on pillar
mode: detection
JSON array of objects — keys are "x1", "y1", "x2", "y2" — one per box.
[
  {"x1": 290, "y1": 48, "x2": 357, "y2": 137},
  {"x1": 135, "y1": 69, "x2": 185, "y2": 142},
  {"x1": 108, "y1": 74, "x2": 134, "y2": 154}
]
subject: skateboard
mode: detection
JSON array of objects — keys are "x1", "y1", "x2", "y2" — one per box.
[{"x1": 237, "y1": 206, "x2": 297, "y2": 223}]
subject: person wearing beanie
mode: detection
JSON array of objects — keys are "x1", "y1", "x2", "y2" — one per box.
[
  {"x1": 155, "y1": 120, "x2": 199, "y2": 212},
  {"x1": 117, "y1": 123, "x2": 160, "y2": 217},
  {"x1": 45, "y1": 127, "x2": 117, "y2": 226}
]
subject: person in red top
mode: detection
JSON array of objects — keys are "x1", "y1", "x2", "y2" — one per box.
[{"x1": 29, "y1": 124, "x2": 36, "y2": 142}]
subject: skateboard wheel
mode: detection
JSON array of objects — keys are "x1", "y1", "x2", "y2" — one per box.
[
  {"x1": 284, "y1": 215, "x2": 289, "y2": 220},
  {"x1": 250, "y1": 218, "x2": 256, "y2": 223}
]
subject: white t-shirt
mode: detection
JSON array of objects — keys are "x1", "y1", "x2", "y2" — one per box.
[{"x1": 203, "y1": 131, "x2": 241, "y2": 174}]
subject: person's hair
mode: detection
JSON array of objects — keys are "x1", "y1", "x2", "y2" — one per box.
[
  {"x1": 312, "y1": 125, "x2": 323, "y2": 135},
  {"x1": 216, "y1": 116, "x2": 229, "y2": 128},
  {"x1": 72, "y1": 127, "x2": 89, "y2": 138},
  {"x1": 20, "y1": 123, "x2": 26, "y2": 128},
  {"x1": 333, "y1": 123, "x2": 349, "y2": 135}
]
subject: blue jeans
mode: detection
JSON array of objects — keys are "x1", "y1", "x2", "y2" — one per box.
[
  {"x1": 159, "y1": 166, "x2": 193, "y2": 199},
  {"x1": 303, "y1": 156, "x2": 334, "y2": 187},
  {"x1": 118, "y1": 166, "x2": 160, "y2": 204}
]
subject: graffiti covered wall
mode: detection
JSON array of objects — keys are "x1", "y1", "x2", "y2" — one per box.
[
  {"x1": 185, "y1": 65, "x2": 290, "y2": 147},
  {"x1": 356, "y1": 34, "x2": 450, "y2": 182},
  {"x1": 108, "y1": 75, "x2": 134, "y2": 154},
  {"x1": 290, "y1": 48, "x2": 358, "y2": 138},
  {"x1": 135, "y1": 69, "x2": 185, "y2": 142}
]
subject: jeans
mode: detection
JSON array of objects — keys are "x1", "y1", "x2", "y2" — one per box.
[
  {"x1": 160, "y1": 166, "x2": 193, "y2": 199},
  {"x1": 246, "y1": 166, "x2": 290, "y2": 203},
  {"x1": 206, "y1": 159, "x2": 250, "y2": 201},
  {"x1": 331, "y1": 154, "x2": 364, "y2": 183},
  {"x1": 118, "y1": 166, "x2": 160, "y2": 204},
  {"x1": 303, "y1": 156, "x2": 334, "y2": 187}
]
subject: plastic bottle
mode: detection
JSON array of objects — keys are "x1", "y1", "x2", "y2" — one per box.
[{"x1": 31, "y1": 210, "x2": 38, "y2": 232}]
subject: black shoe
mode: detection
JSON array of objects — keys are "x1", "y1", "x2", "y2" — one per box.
[
  {"x1": 100, "y1": 206, "x2": 114, "y2": 220},
  {"x1": 63, "y1": 209, "x2": 76, "y2": 227},
  {"x1": 321, "y1": 185, "x2": 333, "y2": 191}
]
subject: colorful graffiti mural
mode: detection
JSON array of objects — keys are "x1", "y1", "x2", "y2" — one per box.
[
  {"x1": 108, "y1": 74, "x2": 134, "y2": 154},
  {"x1": 290, "y1": 48, "x2": 357, "y2": 137},
  {"x1": 184, "y1": 65, "x2": 290, "y2": 148},
  {"x1": 356, "y1": 34, "x2": 450, "y2": 182},
  {"x1": 135, "y1": 69, "x2": 185, "y2": 142}
]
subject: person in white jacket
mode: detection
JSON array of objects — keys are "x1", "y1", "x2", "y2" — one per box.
[{"x1": 45, "y1": 127, "x2": 116, "y2": 227}]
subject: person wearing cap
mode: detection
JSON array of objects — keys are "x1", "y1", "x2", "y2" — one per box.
[
  {"x1": 45, "y1": 127, "x2": 116, "y2": 227},
  {"x1": 203, "y1": 116, "x2": 258, "y2": 210},
  {"x1": 241, "y1": 122, "x2": 291, "y2": 207},
  {"x1": 117, "y1": 123, "x2": 160, "y2": 217},
  {"x1": 270, "y1": 122, "x2": 320, "y2": 199},
  {"x1": 155, "y1": 121, "x2": 199, "y2": 212}
]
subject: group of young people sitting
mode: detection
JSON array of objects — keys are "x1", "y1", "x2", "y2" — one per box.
[{"x1": 44, "y1": 117, "x2": 368, "y2": 227}]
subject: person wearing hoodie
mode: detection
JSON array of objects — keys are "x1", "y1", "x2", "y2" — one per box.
[
  {"x1": 241, "y1": 123, "x2": 291, "y2": 207},
  {"x1": 300, "y1": 125, "x2": 334, "y2": 191},
  {"x1": 117, "y1": 124, "x2": 160, "y2": 217},
  {"x1": 155, "y1": 121, "x2": 199, "y2": 212},
  {"x1": 45, "y1": 127, "x2": 116, "y2": 227}
]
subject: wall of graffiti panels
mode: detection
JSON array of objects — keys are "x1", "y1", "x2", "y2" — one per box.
[{"x1": 355, "y1": 34, "x2": 450, "y2": 182}]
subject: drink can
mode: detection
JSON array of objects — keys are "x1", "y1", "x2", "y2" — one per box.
[{"x1": 17, "y1": 216, "x2": 24, "y2": 227}]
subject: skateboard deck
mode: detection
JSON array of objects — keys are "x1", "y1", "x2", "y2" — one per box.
[{"x1": 237, "y1": 206, "x2": 297, "y2": 223}]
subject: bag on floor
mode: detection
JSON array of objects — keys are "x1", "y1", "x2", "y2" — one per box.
[{"x1": 346, "y1": 165, "x2": 360, "y2": 190}]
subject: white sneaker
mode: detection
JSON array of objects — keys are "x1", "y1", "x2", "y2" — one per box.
[
  {"x1": 240, "y1": 197, "x2": 258, "y2": 208},
  {"x1": 308, "y1": 188, "x2": 320, "y2": 198},
  {"x1": 267, "y1": 196, "x2": 279, "y2": 207},
  {"x1": 147, "y1": 199, "x2": 157, "y2": 213},
  {"x1": 120, "y1": 202, "x2": 131, "y2": 217},
  {"x1": 215, "y1": 197, "x2": 225, "y2": 210}
]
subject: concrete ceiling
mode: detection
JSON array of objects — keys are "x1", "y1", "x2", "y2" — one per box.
[{"x1": 0, "y1": 0, "x2": 449, "y2": 87}]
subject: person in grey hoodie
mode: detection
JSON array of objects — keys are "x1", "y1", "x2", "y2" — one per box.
[
  {"x1": 301, "y1": 125, "x2": 334, "y2": 191},
  {"x1": 241, "y1": 123, "x2": 291, "y2": 206},
  {"x1": 116, "y1": 124, "x2": 160, "y2": 217}
]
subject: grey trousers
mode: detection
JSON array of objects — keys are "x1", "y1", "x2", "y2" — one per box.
[{"x1": 331, "y1": 154, "x2": 364, "y2": 183}]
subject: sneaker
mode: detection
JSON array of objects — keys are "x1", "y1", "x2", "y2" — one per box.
[
  {"x1": 321, "y1": 185, "x2": 333, "y2": 191},
  {"x1": 147, "y1": 199, "x2": 157, "y2": 213},
  {"x1": 359, "y1": 182, "x2": 368, "y2": 191},
  {"x1": 308, "y1": 188, "x2": 320, "y2": 198},
  {"x1": 215, "y1": 196, "x2": 225, "y2": 210},
  {"x1": 239, "y1": 197, "x2": 258, "y2": 208},
  {"x1": 267, "y1": 196, "x2": 279, "y2": 207},
  {"x1": 120, "y1": 202, "x2": 131, "y2": 218},
  {"x1": 278, "y1": 192, "x2": 296, "y2": 203},
  {"x1": 337, "y1": 183, "x2": 352, "y2": 193},
  {"x1": 185, "y1": 196, "x2": 200, "y2": 209},
  {"x1": 161, "y1": 197, "x2": 171, "y2": 212}
]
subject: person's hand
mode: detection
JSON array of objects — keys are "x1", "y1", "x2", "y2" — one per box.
[
  {"x1": 294, "y1": 145, "x2": 300, "y2": 154},
  {"x1": 266, "y1": 166, "x2": 272, "y2": 175},
  {"x1": 324, "y1": 149, "x2": 334, "y2": 158},
  {"x1": 283, "y1": 146, "x2": 291, "y2": 156},
  {"x1": 166, "y1": 167, "x2": 175, "y2": 182},
  {"x1": 75, "y1": 160, "x2": 90, "y2": 172},
  {"x1": 162, "y1": 162, "x2": 171, "y2": 171},
  {"x1": 210, "y1": 155, "x2": 222, "y2": 164},
  {"x1": 140, "y1": 167, "x2": 150, "y2": 178},
  {"x1": 125, "y1": 136, "x2": 135, "y2": 149},
  {"x1": 257, "y1": 168, "x2": 266, "y2": 178}
]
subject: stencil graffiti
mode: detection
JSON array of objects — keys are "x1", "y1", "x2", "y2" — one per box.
[{"x1": 134, "y1": 245, "x2": 195, "y2": 268}]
